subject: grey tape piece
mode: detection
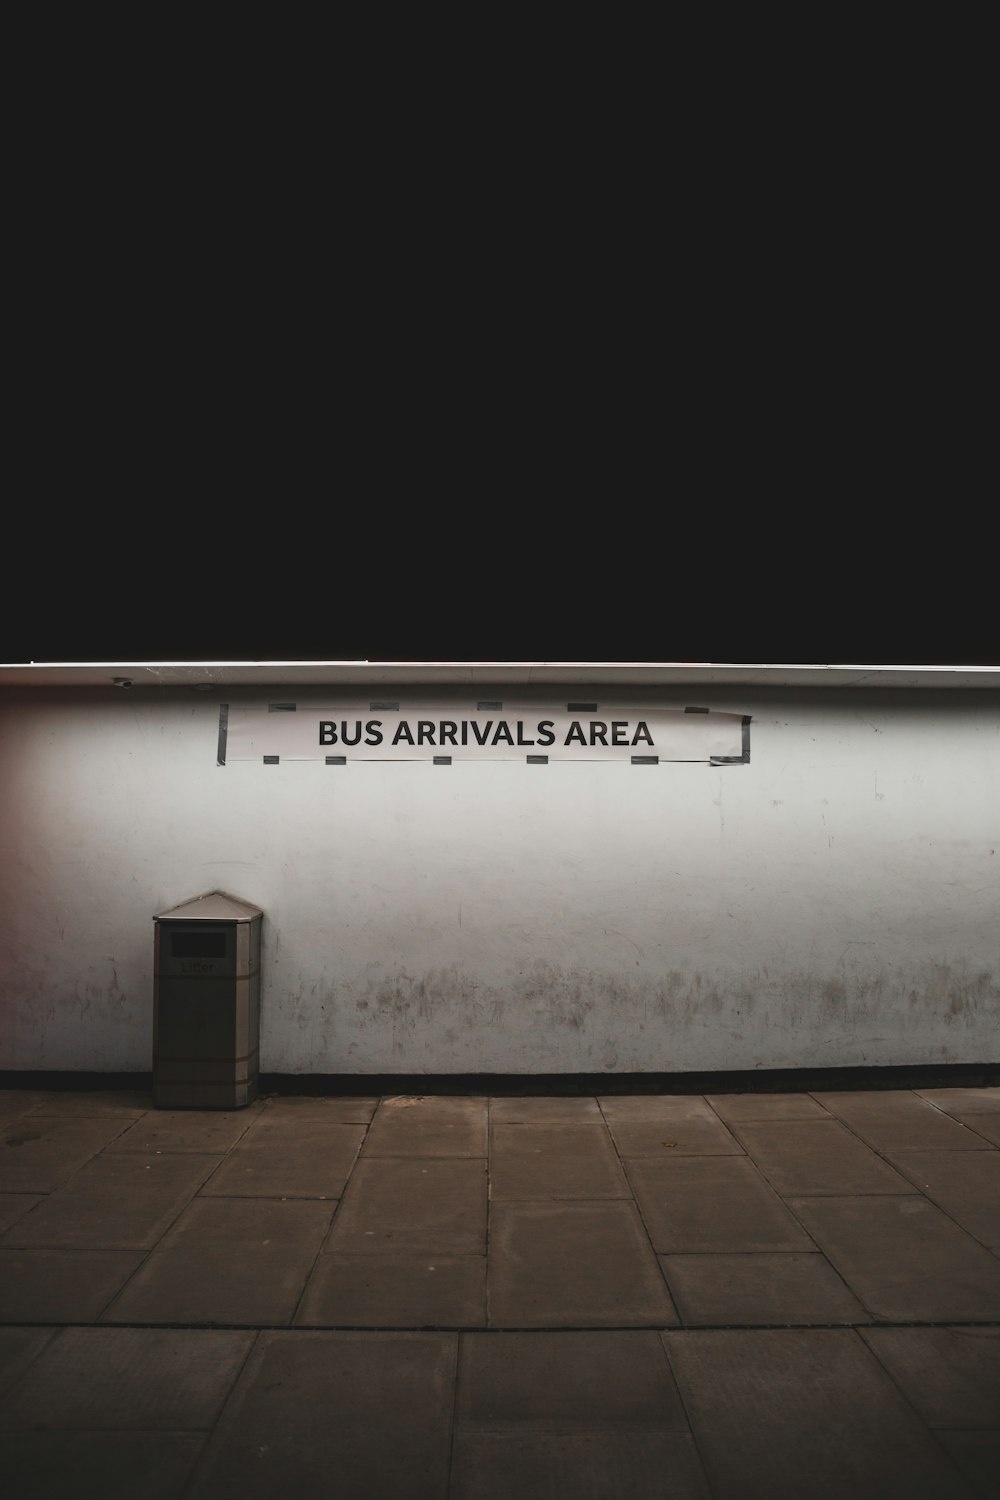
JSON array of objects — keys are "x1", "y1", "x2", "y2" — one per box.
[
  {"x1": 711, "y1": 717, "x2": 752, "y2": 765},
  {"x1": 567, "y1": 702, "x2": 597, "y2": 712},
  {"x1": 433, "y1": 756, "x2": 452, "y2": 765},
  {"x1": 477, "y1": 701, "x2": 503, "y2": 711},
  {"x1": 268, "y1": 702, "x2": 297, "y2": 712},
  {"x1": 217, "y1": 704, "x2": 229, "y2": 766},
  {"x1": 370, "y1": 701, "x2": 399, "y2": 711},
  {"x1": 527, "y1": 755, "x2": 548, "y2": 764},
  {"x1": 263, "y1": 755, "x2": 280, "y2": 765},
  {"x1": 684, "y1": 705, "x2": 709, "y2": 713},
  {"x1": 631, "y1": 755, "x2": 659, "y2": 765},
  {"x1": 325, "y1": 755, "x2": 347, "y2": 765}
]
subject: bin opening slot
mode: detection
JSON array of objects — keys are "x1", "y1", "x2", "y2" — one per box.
[{"x1": 169, "y1": 930, "x2": 228, "y2": 959}]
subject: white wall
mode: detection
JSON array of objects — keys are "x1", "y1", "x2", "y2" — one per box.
[{"x1": 1, "y1": 686, "x2": 997, "y2": 1074}]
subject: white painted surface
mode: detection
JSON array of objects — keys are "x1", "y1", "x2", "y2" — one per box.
[{"x1": 1, "y1": 687, "x2": 997, "y2": 1074}]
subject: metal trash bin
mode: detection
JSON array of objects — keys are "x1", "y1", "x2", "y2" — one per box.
[{"x1": 152, "y1": 890, "x2": 263, "y2": 1108}]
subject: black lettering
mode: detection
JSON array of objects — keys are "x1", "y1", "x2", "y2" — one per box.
[
  {"x1": 565, "y1": 721, "x2": 587, "y2": 745},
  {"x1": 471, "y1": 720, "x2": 493, "y2": 745},
  {"x1": 439, "y1": 722, "x2": 458, "y2": 745},
  {"x1": 537, "y1": 721, "x2": 555, "y2": 746},
  {"x1": 365, "y1": 720, "x2": 383, "y2": 745},
  {"x1": 611, "y1": 721, "x2": 629, "y2": 745},
  {"x1": 393, "y1": 722, "x2": 415, "y2": 745},
  {"x1": 515, "y1": 721, "x2": 536, "y2": 746},
  {"x1": 590, "y1": 721, "x2": 608, "y2": 746},
  {"x1": 633, "y1": 720, "x2": 654, "y2": 745},
  {"x1": 319, "y1": 721, "x2": 336, "y2": 745},
  {"x1": 341, "y1": 721, "x2": 364, "y2": 746},
  {"x1": 493, "y1": 722, "x2": 515, "y2": 745},
  {"x1": 417, "y1": 720, "x2": 436, "y2": 745}
]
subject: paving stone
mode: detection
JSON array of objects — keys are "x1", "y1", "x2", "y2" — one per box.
[
  {"x1": 455, "y1": 1330, "x2": 691, "y2": 1429},
  {"x1": 660, "y1": 1253, "x2": 867, "y2": 1326},
  {"x1": 956, "y1": 1113, "x2": 1000, "y2": 1146},
  {"x1": 260, "y1": 1094, "x2": 379, "y2": 1122},
  {"x1": 663, "y1": 1328, "x2": 977, "y2": 1499},
  {"x1": 601, "y1": 1095, "x2": 745, "y2": 1156},
  {"x1": 915, "y1": 1087, "x2": 1000, "y2": 1115},
  {"x1": 0, "y1": 1249, "x2": 143, "y2": 1322},
  {"x1": 184, "y1": 1331, "x2": 456, "y2": 1500},
  {"x1": 0, "y1": 1092, "x2": 53, "y2": 1118},
  {"x1": 935, "y1": 1431, "x2": 1000, "y2": 1499},
  {"x1": 0, "y1": 1431, "x2": 205, "y2": 1500},
  {"x1": 199, "y1": 1120, "x2": 365, "y2": 1198},
  {"x1": 3, "y1": 1151, "x2": 221, "y2": 1248},
  {"x1": 296, "y1": 1252, "x2": 486, "y2": 1327},
  {"x1": 732, "y1": 1119, "x2": 915, "y2": 1196},
  {"x1": 24, "y1": 1090, "x2": 152, "y2": 1117},
  {"x1": 362, "y1": 1095, "x2": 488, "y2": 1156},
  {"x1": 101, "y1": 1198, "x2": 333, "y2": 1326},
  {"x1": 0, "y1": 1194, "x2": 43, "y2": 1234},
  {"x1": 884, "y1": 1150, "x2": 1000, "y2": 1249},
  {"x1": 325, "y1": 1157, "x2": 487, "y2": 1253},
  {"x1": 0, "y1": 1326, "x2": 254, "y2": 1429},
  {"x1": 490, "y1": 1123, "x2": 630, "y2": 1199},
  {"x1": 787, "y1": 1195, "x2": 1000, "y2": 1321},
  {"x1": 627, "y1": 1156, "x2": 815, "y2": 1253},
  {"x1": 490, "y1": 1096, "x2": 603, "y2": 1122},
  {"x1": 488, "y1": 1201, "x2": 678, "y2": 1327},
  {"x1": 109, "y1": 1109, "x2": 261, "y2": 1153},
  {"x1": 860, "y1": 1327, "x2": 1000, "y2": 1427},
  {"x1": 0, "y1": 1115, "x2": 133, "y2": 1193},
  {"x1": 707, "y1": 1093, "x2": 832, "y2": 1122},
  {"x1": 0, "y1": 1328, "x2": 55, "y2": 1399},
  {"x1": 812, "y1": 1090, "x2": 992, "y2": 1152},
  {"x1": 449, "y1": 1430, "x2": 711, "y2": 1499}
]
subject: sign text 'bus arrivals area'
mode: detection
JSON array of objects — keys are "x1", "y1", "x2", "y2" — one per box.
[{"x1": 220, "y1": 703, "x2": 750, "y2": 764}]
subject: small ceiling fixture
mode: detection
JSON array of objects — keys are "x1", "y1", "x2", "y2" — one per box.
[{"x1": 112, "y1": 677, "x2": 134, "y2": 689}]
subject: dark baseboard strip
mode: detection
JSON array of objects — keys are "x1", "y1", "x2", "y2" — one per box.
[{"x1": 1, "y1": 1064, "x2": 998, "y2": 1096}]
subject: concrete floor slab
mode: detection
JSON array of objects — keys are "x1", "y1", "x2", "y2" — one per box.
[
  {"x1": 24, "y1": 1091, "x2": 152, "y2": 1117},
  {"x1": 935, "y1": 1430, "x2": 1000, "y2": 1499},
  {"x1": 199, "y1": 1120, "x2": 365, "y2": 1198},
  {"x1": 884, "y1": 1150, "x2": 1000, "y2": 1249},
  {"x1": 0, "y1": 1430, "x2": 205, "y2": 1500},
  {"x1": 859, "y1": 1326, "x2": 1000, "y2": 1428},
  {"x1": 661, "y1": 1252, "x2": 868, "y2": 1326},
  {"x1": 2, "y1": 1151, "x2": 220, "y2": 1249},
  {"x1": 260, "y1": 1095, "x2": 379, "y2": 1121},
  {"x1": 449, "y1": 1430, "x2": 711, "y2": 1500},
  {"x1": 455, "y1": 1329, "x2": 690, "y2": 1429},
  {"x1": 295, "y1": 1251, "x2": 486, "y2": 1327},
  {"x1": 490, "y1": 1096, "x2": 603, "y2": 1122},
  {"x1": 362, "y1": 1095, "x2": 488, "y2": 1156},
  {"x1": 488, "y1": 1201, "x2": 678, "y2": 1327},
  {"x1": 0, "y1": 1328, "x2": 55, "y2": 1399},
  {"x1": 915, "y1": 1087, "x2": 1000, "y2": 1115},
  {"x1": 627, "y1": 1156, "x2": 815, "y2": 1253},
  {"x1": 184, "y1": 1330, "x2": 456, "y2": 1500},
  {"x1": 812, "y1": 1090, "x2": 994, "y2": 1152},
  {"x1": 706, "y1": 1092, "x2": 832, "y2": 1122},
  {"x1": 0, "y1": 1249, "x2": 143, "y2": 1322},
  {"x1": 732, "y1": 1118, "x2": 916, "y2": 1196},
  {"x1": 957, "y1": 1113, "x2": 1000, "y2": 1146},
  {"x1": 663, "y1": 1327, "x2": 978, "y2": 1499},
  {"x1": 0, "y1": 1115, "x2": 133, "y2": 1193},
  {"x1": 325, "y1": 1157, "x2": 488, "y2": 1253},
  {"x1": 109, "y1": 1109, "x2": 260, "y2": 1153},
  {"x1": 490, "y1": 1123, "x2": 631, "y2": 1199},
  {"x1": 0, "y1": 1194, "x2": 43, "y2": 1234},
  {"x1": 0, "y1": 1326, "x2": 254, "y2": 1429},
  {"x1": 788, "y1": 1195, "x2": 1000, "y2": 1321},
  {"x1": 101, "y1": 1198, "x2": 333, "y2": 1325}
]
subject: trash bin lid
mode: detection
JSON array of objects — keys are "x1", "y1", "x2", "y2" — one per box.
[{"x1": 154, "y1": 890, "x2": 263, "y2": 923}]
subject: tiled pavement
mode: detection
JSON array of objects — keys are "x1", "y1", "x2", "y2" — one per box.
[{"x1": 1, "y1": 1084, "x2": 999, "y2": 1498}]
